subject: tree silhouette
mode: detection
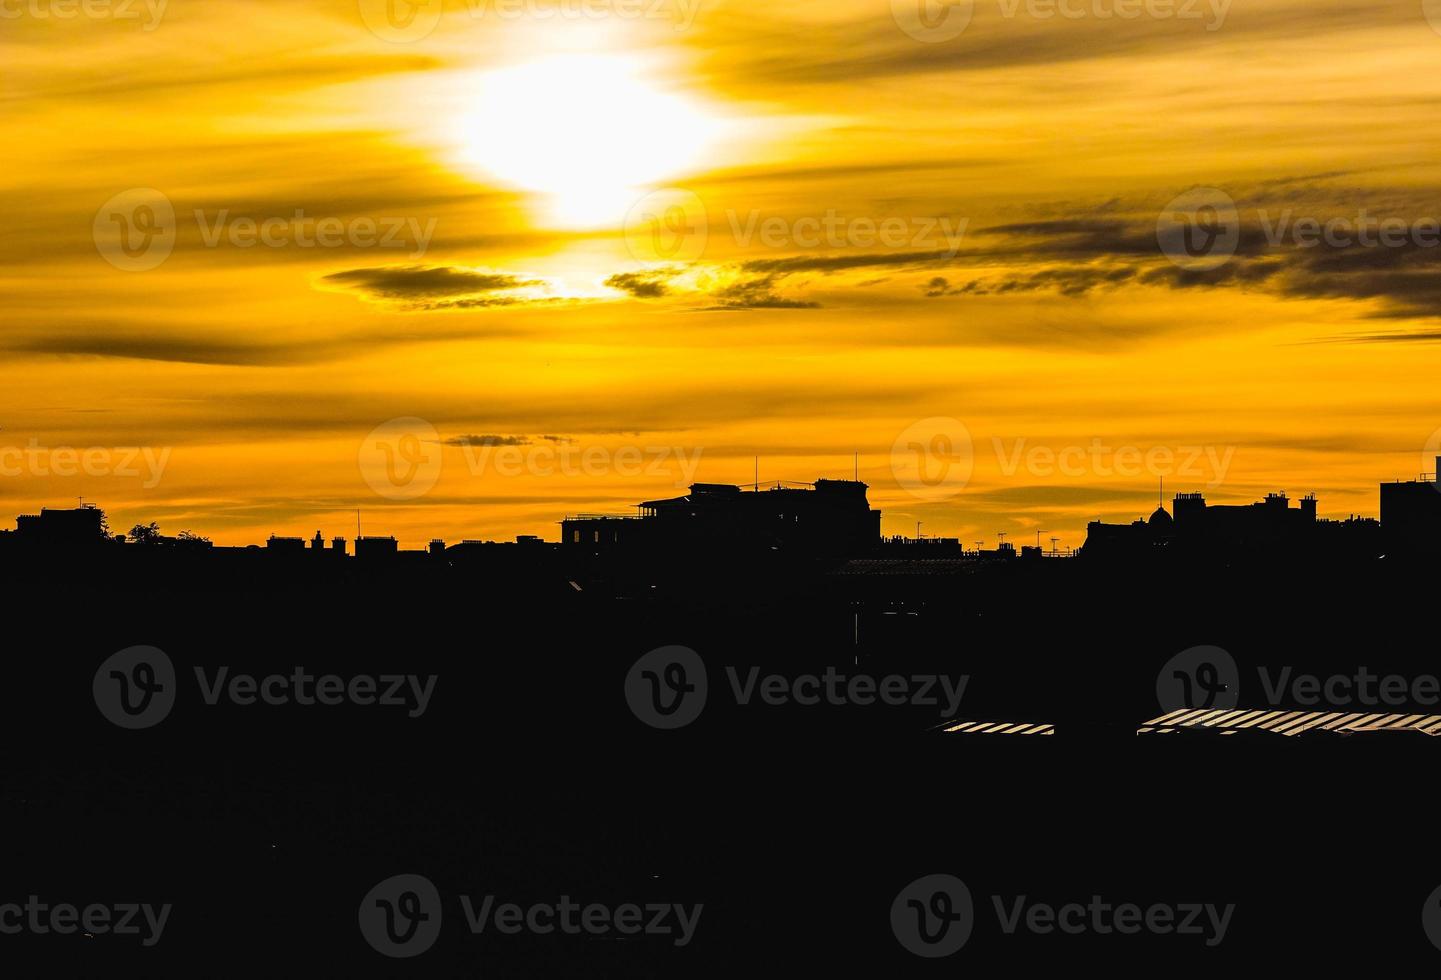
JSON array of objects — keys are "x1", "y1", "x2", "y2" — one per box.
[{"x1": 129, "y1": 521, "x2": 162, "y2": 545}]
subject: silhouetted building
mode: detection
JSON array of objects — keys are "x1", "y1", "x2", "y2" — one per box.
[
  {"x1": 11, "y1": 506, "x2": 109, "y2": 548},
  {"x1": 355, "y1": 536, "x2": 398, "y2": 559},
  {"x1": 561, "y1": 479, "x2": 881, "y2": 558},
  {"x1": 1083, "y1": 490, "x2": 1328, "y2": 560},
  {"x1": 1380, "y1": 457, "x2": 1441, "y2": 554},
  {"x1": 1082, "y1": 502, "x2": 1177, "y2": 559},
  {"x1": 1082, "y1": 488, "x2": 1389, "y2": 563},
  {"x1": 876, "y1": 536, "x2": 965, "y2": 557},
  {"x1": 267, "y1": 535, "x2": 306, "y2": 554}
]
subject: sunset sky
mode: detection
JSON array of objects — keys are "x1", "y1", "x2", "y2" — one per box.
[{"x1": 5, "y1": 0, "x2": 1441, "y2": 547}]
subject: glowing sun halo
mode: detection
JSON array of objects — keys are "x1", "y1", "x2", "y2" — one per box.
[{"x1": 455, "y1": 55, "x2": 724, "y2": 228}]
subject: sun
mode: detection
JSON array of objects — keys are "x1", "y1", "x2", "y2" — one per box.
[{"x1": 453, "y1": 54, "x2": 724, "y2": 228}]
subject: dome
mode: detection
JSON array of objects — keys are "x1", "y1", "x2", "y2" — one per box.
[{"x1": 1148, "y1": 506, "x2": 1173, "y2": 527}]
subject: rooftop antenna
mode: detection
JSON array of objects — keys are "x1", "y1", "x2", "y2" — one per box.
[
  {"x1": 754, "y1": 456, "x2": 759, "y2": 492},
  {"x1": 1159, "y1": 477, "x2": 1164, "y2": 508},
  {"x1": 854, "y1": 452, "x2": 859, "y2": 482},
  {"x1": 997, "y1": 531, "x2": 1007, "y2": 547},
  {"x1": 356, "y1": 509, "x2": 362, "y2": 539},
  {"x1": 916, "y1": 521, "x2": 923, "y2": 541}
]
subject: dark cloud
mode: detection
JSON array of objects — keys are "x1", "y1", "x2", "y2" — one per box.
[
  {"x1": 605, "y1": 270, "x2": 681, "y2": 298},
  {"x1": 740, "y1": 249, "x2": 959, "y2": 275},
  {"x1": 726, "y1": 0, "x2": 1417, "y2": 88},
  {"x1": 708, "y1": 275, "x2": 821, "y2": 310},
  {"x1": 322, "y1": 266, "x2": 540, "y2": 299},
  {"x1": 2, "y1": 332, "x2": 341, "y2": 367},
  {"x1": 442, "y1": 435, "x2": 531, "y2": 447}
]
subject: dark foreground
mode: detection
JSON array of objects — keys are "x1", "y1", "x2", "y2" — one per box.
[{"x1": 5, "y1": 552, "x2": 1439, "y2": 972}]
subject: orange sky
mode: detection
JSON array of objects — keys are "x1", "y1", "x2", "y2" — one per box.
[{"x1": 4, "y1": 0, "x2": 1441, "y2": 547}]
